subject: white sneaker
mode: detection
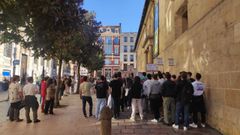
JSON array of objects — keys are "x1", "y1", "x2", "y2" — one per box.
[
  {"x1": 172, "y1": 124, "x2": 179, "y2": 130},
  {"x1": 151, "y1": 119, "x2": 158, "y2": 123},
  {"x1": 183, "y1": 126, "x2": 188, "y2": 131},
  {"x1": 201, "y1": 123, "x2": 206, "y2": 128},
  {"x1": 189, "y1": 123, "x2": 198, "y2": 128},
  {"x1": 129, "y1": 117, "x2": 135, "y2": 121}
]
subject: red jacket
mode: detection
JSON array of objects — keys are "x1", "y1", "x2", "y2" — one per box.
[{"x1": 41, "y1": 80, "x2": 47, "y2": 96}]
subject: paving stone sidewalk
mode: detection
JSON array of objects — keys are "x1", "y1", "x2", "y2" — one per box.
[{"x1": 111, "y1": 108, "x2": 223, "y2": 135}]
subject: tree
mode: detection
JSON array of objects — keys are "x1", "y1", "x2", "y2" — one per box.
[{"x1": 70, "y1": 12, "x2": 104, "y2": 93}]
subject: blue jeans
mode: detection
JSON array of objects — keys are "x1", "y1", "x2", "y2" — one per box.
[
  {"x1": 175, "y1": 102, "x2": 190, "y2": 127},
  {"x1": 95, "y1": 98, "x2": 106, "y2": 120}
]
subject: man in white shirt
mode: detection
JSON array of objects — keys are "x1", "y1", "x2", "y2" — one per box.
[
  {"x1": 189, "y1": 73, "x2": 206, "y2": 128},
  {"x1": 142, "y1": 74, "x2": 152, "y2": 113},
  {"x1": 23, "y1": 77, "x2": 40, "y2": 123}
]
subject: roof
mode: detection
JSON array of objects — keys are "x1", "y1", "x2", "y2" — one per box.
[{"x1": 134, "y1": 0, "x2": 151, "y2": 50}]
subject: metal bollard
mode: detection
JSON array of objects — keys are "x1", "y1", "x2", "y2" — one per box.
[{"x1": 100, "y1": 106, "x2": 112, "y2": 135}]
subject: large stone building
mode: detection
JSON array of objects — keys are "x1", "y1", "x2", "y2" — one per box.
[
  {"x1": 120, "y1": 32, "x2": 137, "y2": 73},
  {"x1": 135, "y1": 0, "x2": 240, "y2": 135},
  {"x1": 98, "y1": 25, "x2": 121, "y2": 80}
]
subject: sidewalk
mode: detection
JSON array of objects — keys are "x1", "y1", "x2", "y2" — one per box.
[
  {"x1": 0, "y1": 94, "x2": 100, "y2": 135},
  {"x1": 0, "y1": 95, "x2": 223, "y2": 135}
]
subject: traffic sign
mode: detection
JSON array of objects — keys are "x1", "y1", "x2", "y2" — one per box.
[{"x1": 13, "y1": 60, "x2": 20, "y2": 65}]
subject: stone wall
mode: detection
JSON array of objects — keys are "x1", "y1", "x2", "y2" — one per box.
[{"x1": 158, "y1": 0, "x2": 240, "y2": 134}]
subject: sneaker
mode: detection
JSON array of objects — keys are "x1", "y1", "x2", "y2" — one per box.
[
  {"x1": 151, "y1": 119, "x2": 158, "y2": 123},
  {"x1": 27, "y1": 120, "x2": 32, "y2": 124},
  {"x1": 129, "y1": 117, "x2": 135, "y2": 121},
  {"x1": 34, "y1": 119, "x2": 40, "y2": 123},
  {"x1": 189, "y1": 123, "x2": 198, "y2": 128},
  {"x1": 201, "y1": 123, "x2": 206, "y2": 128},
  {"x1": 172, "y1": 124, "x2": 179, "y2": 130},
  {"x1": 183, "y1": 126, "x2": 188, "y2": 131},
  {"x1": 16, "y1": 119, "x2": 23, "y2": 122}
]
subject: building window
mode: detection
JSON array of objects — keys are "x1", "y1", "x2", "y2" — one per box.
[
  {"x1": 111, "y1": 28, "x2": 115, "y2": 33},
  {"x1": 130, "y1": 55, "x2": 134, "y2": 62},
  {"x1": 114, "y1": 47, "x2": 119, "y2": 55},
  {"x1": 124, "y1": 37, "x2": 128, "y2": 42},
  {"x1": 113, "y1": 37, "x2": 120, "y2": 45},
  {"x1": 105, "y1": 59, "x2": 111, "y2": 65},
  {"x1": 104, "y1": 45, "x2": 112, "y2": 55},
  {"x1": 102, "y1": 28, "x2": 106, "y2": 32},
  {"x1": 114, "y1": 59, "x2": 119, "y2": 65},
  {"x1": 97, "y1": 37, "x2": 104, "y2": 44},
  {"x1": 115, "y1": 29, "x2": 119, "y2": 33},
  {"x1": 124, "y1": 46, "x2": 128, "y2": 52},
  {"x1": 123, "y1": 64, "x2": 128, "y2": 71},
  {"x1": 124, "y1": 55, "x2": 128, "y2": 62},
  {"x1": 3, "y1": 44, "x2": 12, "y2": 58},
  {"x1": 130, "y1": 37, "x2": 134, "y2": 42},
  {"x1": 130, "y1": 45, "x2": 135, "y2": 52},
  {"x1": 130, "y1": 64, "x2": 134, "y2": 67},
  {"x1": 175, "y1": 1, "x2": 188, "y2": 38},
  {"x1": 105, "y1": 36, "x2": 112, "y2": 45}
]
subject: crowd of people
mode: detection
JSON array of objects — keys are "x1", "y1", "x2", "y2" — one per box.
[
  {"x1": 79, "y1": 71, "x2": 206, "y2": 131},
  {"x1": 6, "y1": 70, "x2": 206, "y2": 131}
]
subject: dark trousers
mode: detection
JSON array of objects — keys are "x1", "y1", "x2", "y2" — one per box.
[
  {"x1": 9, "y1": 101, "x2": 21, "y2": 121},
  {"x1": 150, "y1": 98, "x2": 161, "y2": 120},
  {"x1": 120, "y1": 97, "x2": 124, "y2": 112},
  {"x1": 113, "y1": 97, "x2": 120, "y2": 118},
  {"x1": 192, "y1": 95, "x2": 206, "y2": 124},
  {"x1": 175, "y1": 102, "x2": 190, "y2": 127},
  {"x1": 82, "y1": 96, "x2": 93, "y2": 117},
  {"x1": 25, "y1": 106, "x2": 38, "y2": 121},
  {"x1": 44, "y1": 98, "x2": 54, "y2": 114}
]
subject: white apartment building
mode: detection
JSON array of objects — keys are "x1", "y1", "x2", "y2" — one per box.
[{"x1": 120, "y1": 32, "x2": 137, "y2": 72}]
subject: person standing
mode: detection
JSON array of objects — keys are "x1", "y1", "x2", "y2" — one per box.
[
  {"x1": 172, "y1": 72, "x2": 194, "y2": 131},
  {"x1": 189, "y1": 73, "x2": 206, "y2": 128},
  {"x1": 23, "y1": 77, "x2": 40, "y2": 123},
  {"x1": 129, "y1": 76, "x2": 144, "y2": 121},
  {"x1": 142, "y1": 74, "x2": 152, "y2": 113},
  {"x1": 109, "y1": 74, "x2": 123, "y2": 119},
  {"x1": 149, "y1": 74, "x2": 162, "y2": 123},
  {"x1": 44, "y1": 78, "x2": 56, "y2": 115},
  {"x1": 161, "y1": 73, "x2": 176, "y2": 125},
  {"x1": 95, "y1": 76, "x2": 108, "y2": 120},
  {"x1": 80, "y1": 76, "x2": 93, "y2": 118},
  {"x1": 8, "y1": 75, "x2": 23, "y2": 122},
  {"x1": 40, "y1": 77, "x2": 48, "y2": 113}
]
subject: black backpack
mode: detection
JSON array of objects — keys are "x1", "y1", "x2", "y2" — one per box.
[{"x1": 181, "y1": 82, "x2": 193, "y2": 104}]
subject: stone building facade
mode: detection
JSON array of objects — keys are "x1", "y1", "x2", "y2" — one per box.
[{"x1": 135, "y1": 0, "x2": 240, "y2": 135}]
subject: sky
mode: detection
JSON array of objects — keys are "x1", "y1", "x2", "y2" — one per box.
[{"x1": 83, "y1": 0, "x2": 145, "y2": 32}]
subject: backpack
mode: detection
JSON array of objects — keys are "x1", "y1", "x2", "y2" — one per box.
[{"x1": 181, "y1": 82, "x2": 193, "y2": 104}]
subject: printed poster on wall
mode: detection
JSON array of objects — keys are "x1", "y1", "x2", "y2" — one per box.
[{"x1": 154, "y1": 0, "x2": 159, "y2": 57}]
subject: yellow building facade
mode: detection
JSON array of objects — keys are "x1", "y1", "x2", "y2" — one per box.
[{"x1": 136, "y1": 0, "x2": 240, "y2": 135}]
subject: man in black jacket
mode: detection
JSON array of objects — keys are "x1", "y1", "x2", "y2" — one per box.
[
  {"x1": 161, "y1": 72, "x2": 176, "y2": 125},
  {"x1": 172, "y1": 72, "x2": 194, "y2": 131}
]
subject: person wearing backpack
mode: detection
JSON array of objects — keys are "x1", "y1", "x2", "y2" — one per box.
[{"x1": 172, "y1": 71, "x2": 194, "y2": 131}]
